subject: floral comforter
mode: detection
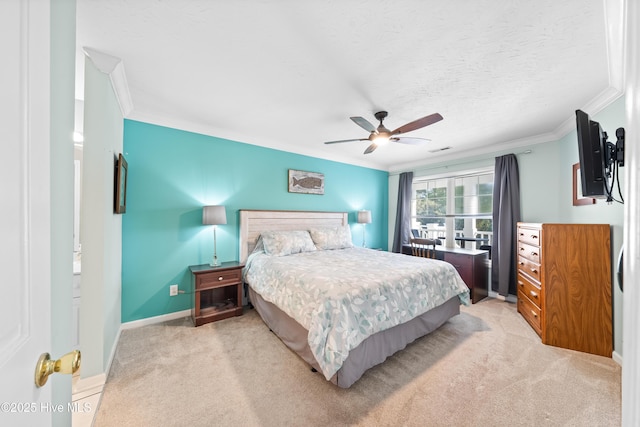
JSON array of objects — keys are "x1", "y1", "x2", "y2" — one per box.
[{"x1": 243, "y1": 247, "x2": 470, "y2": 380}]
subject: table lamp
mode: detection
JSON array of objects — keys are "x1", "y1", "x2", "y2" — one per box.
[
  {"x1": 203, "y1": 205, "x2": 227, "y2": 266},
  {"x1": 357, "y1": 210, "x2": 372, "y2": 248}
]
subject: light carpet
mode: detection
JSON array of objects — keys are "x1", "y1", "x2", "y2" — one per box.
[{"x1": 94, "y1": 298, "x2": 621, "y2": 426}]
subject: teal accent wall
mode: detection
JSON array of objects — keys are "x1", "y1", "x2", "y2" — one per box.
[{"x1": 122, "y1": 120, "x2": 389, "y2": 322}]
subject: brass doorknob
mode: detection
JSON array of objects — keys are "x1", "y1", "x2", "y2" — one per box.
[{"x1": 34, "y1": 350, "x2": 81, "y2": 388}]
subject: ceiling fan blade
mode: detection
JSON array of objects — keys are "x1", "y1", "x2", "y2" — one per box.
[
  {"x1": 391, "y1": 113, "x2": 443, "y2": 135},
  {"x1": 324, "y1": 138, "x2": 368, "y2": 145},
  {"x1": 350, "y1": 116, "x2": 377, "y2": 133},
  {"x1": 392, "y1": 137, "x2": 431, "y2": 145},
  {"x1": 363, "y1": 143, "x2": 378, "y2": 154}
]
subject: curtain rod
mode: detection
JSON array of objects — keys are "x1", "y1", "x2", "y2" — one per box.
[{"x1": 389, "y1": 150, "x2": 532, "y2": 177}]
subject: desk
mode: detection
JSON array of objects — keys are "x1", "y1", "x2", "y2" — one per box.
[
  {"x1": 455, "y1": 236, "x2": 489, "y2": 249},
  {"x1": 402, "y1": 245, "x2": 489, "y2": 303}
]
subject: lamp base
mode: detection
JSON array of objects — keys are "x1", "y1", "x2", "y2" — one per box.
[
  {"x1": 362, "y1": 225, "x2": 367, "y2": 248},
  {"x1": 210, "y1": 226, "x2": 221, "y2": 267}
]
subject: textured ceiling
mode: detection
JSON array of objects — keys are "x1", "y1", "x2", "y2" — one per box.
[{"x1": 75, "y1": 0, "x2": 622, "y2": 171}]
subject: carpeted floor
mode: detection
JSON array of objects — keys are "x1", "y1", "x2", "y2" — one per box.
[{"x1": 94, "y1": 298, "x2": 621, "y2": 426}]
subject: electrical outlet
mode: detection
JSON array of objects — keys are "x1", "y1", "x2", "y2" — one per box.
[{"x1": 169, "y1": 284, "x2": 178, "y2": 296}]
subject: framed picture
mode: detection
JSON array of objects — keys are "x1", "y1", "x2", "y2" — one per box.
[
  {"x1": 288, "y1": 169, "x2": 324, "y2": 195},
  {"x1": 115, "y1": 153, "x2": 128, "y2": 213},
  {"x1": 572, "y1": 163, "x2": 595, "y2": 206}
]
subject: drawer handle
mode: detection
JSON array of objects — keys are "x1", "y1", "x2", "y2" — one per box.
[
  {"x1": 530, "y1": 268, "x2": 538, "y2": 274},
  {"x1": 518, "y1": 281, "x2": 524, "y2": 287},
  {"x1": 531, "y1": 235, "x2": 538, "y2": 239},
  {"x1": 218, "y1": 276, "x2": 224, "y2": 281},
  {"x1": 531, "y1": 251, "x2": 538, "y2": 256},
  {"x1": 531, "y1": 310, "x2": 537, "y2": 318},
  {"x1": 520, "y1": 247, "x2": 524, "y2": 251},
  {"x1": 519, "y1": 262, "x2": 524, "y2": 266},
  {"x1": 529, "y1": 290, "x2": 538, "y2": 299}
]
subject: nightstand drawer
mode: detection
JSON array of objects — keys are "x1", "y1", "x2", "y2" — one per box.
[{"x1": 195, "y1": 269, "x2": 242, "y2": 290}]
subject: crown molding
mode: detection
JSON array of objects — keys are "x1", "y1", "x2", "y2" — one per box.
[
  {"x1": 389, "y1": 131, "x2": 556, "y2": 174},
  {"x1": 83, "y1": 47, "x2": 133, "y2": 117}
]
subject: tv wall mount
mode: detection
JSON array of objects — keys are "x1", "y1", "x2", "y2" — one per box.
[{"x1": 603, "y1": 127, "x2": 625, "y2": 203}]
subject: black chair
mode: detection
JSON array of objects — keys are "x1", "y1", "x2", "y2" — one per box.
[
  {"x1": 411, "y1": 229, "x2": 421, "y2": 238},
  {"x1": 479, "y1": 244, "x2": 491, "y2": 259}
]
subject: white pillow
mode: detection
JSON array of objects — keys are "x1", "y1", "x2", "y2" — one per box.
[
  {"x1": 308, "y1": 226, "x2": 354, "y2": 250},
  {"x1": 260, "y1": 230, "x2": 317, "y2": 256}
]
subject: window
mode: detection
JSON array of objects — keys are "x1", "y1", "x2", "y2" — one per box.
[{"x1": 412, "y1": 170, "x2": 494, "y2": 249}]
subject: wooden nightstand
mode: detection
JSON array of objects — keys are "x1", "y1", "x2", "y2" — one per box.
[{"x1": 189, "y1": 261, "x2": 244, "y2": 326}]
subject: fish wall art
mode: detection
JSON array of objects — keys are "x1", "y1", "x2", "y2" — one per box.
[{"x1": 288, "y1": 169, "x2": 324, "y2": 195}]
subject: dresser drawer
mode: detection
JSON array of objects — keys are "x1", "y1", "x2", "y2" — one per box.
[
  {"x1": 518, "y1": 290, "x2": 542, "y2": 336},
  {"x1": 518, "y1": 227, "x2": 541, "y2": 247},
  {"x1": 517, "y1": 241, "x2": 541, "y2": 264},
  {"x1": 517, "y1": 256, "x2": 541, "y2": 282},
  {"x1": 517, "y1": 273, "x2": 542, "y2": 309},
  {"x1": 195, "y1": 268, "x2": 242, "y2": 290}
]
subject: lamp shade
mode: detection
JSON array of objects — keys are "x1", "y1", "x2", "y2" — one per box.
[
  {"x1": 203, "y1": 205, "x2": 227, "y2": 225},
  {"x1": 357, "y1": 210, "x2": 372, "y2": 224}
]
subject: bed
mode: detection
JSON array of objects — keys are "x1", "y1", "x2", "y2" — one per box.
[{"x1": 240, "y1": 210, "x2": 470, "y2": 388}]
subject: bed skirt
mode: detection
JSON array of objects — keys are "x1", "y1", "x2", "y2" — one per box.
[{"x1": 248, "y1": 286, "x2": 460, "y2": 388}]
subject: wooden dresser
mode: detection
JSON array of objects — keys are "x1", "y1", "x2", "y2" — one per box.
[{"x1": 516, "y1": 223, "x2": 612, "y2": 357}]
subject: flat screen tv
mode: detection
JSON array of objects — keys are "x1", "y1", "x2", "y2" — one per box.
[{"x1": 575, "y1": 109, "x2": 608, "y2": 198}]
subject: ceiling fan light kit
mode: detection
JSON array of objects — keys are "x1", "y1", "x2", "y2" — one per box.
[{"x1": 324, "y1": 111, "x2": 443, "y2": 154}]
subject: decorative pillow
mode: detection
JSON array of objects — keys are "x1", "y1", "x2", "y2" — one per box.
[
  {"x1": 260, "y1": 230, "x2": 317, "y2": 256},
  {"x1": 309, "y1": 225, "x2": 354, "y2": 250}
]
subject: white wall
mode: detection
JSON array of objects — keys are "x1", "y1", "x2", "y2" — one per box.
[{"x1": 80, "y1": 56, "x2": 123, "y2": 377}]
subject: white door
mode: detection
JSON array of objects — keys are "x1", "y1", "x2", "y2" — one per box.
[{"x1": 0, "y1": 2, "x2": 55, "y2": 425}]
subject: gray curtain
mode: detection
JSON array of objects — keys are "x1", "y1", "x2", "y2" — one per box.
[
  {"x1": 392, "y1": 172, "x2": 413, "y2": 253},
  {"x1": 491, "y1": 154, "x2": 521, "y2": 296}
]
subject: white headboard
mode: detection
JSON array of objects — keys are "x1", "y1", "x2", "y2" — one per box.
[{"x1": 239, "y1": 210, "x2": 349, "y2": 263}]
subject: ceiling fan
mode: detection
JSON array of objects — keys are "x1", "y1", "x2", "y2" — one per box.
[{"x1": 324, "y1": 111, "x2": 443, "y2": 154}]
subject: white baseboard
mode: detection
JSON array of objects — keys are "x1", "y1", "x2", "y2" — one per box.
[
  {"x1": 488, "y1": 290, "x2": 517, "y2": 303},
  {"x1": 612, "y1": 351, "x2": 623, "y2": 366},
  {"x1": 121, "y1": 309, "x2": 192, "y2": 330},
  {"x1": 105, "y1": 326, "x2": 122, "y2": 380},
  {"x1": 72, "y1": 372, "x2": 106, "y2": 400}
]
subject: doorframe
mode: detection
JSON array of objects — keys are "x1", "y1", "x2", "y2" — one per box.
[{"x1": 622, "y1": 0, "x2": 640, "y2": 424}]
